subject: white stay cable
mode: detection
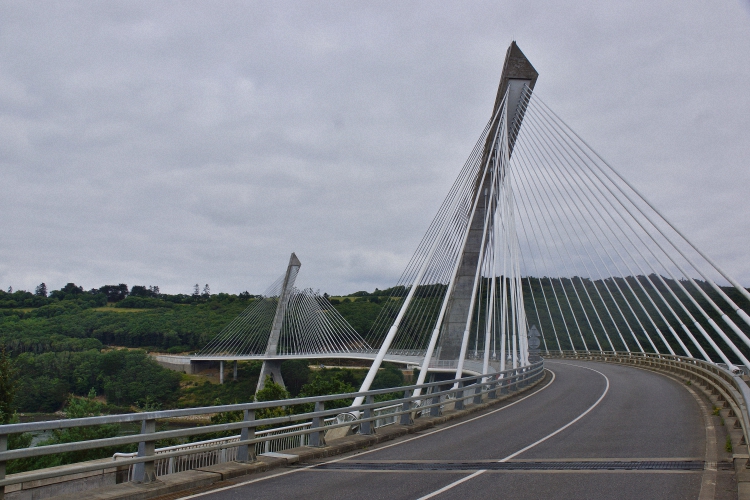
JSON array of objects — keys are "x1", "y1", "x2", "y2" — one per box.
[
  {"x1": 534, "y1": 97, "x2": 750, "y2": 339},
  {"x1": 519, "y1": 114, "x2": 677, "y2": 355},
  {"x1": 528, "y1": 99, "x2": 744, "y2": 367}
]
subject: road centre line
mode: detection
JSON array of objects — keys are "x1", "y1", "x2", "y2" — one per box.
[
  {"x1": 415, "y1": 363, "x2": 610, "y2": 500},
  {"x1": 181, "y1": 369, "x2": 557, "y2": 499}
]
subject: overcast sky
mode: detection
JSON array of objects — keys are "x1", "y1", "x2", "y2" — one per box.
[{"x1": 1, "y1": 1, "x2": 749, "y2": 296}]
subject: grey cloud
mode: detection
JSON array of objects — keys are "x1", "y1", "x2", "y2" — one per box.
[{"x1": 1, "y1": 0, "x2": 749, "y2": 295}]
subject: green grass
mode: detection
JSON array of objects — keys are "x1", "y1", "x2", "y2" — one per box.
[{"x1": 90, "y1": 307, "x2": 150, "y2": 313}]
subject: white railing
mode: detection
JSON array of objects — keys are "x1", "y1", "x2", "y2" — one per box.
[
  {"x1": 372, "y1": 403, "x2": 402, "y2": 428},
  {"x1": 114, "y1": 403, "x2": 408, "y2": 480},
  {"x1": 113, "y1": 416, "x2": 343, "y2": 480}
]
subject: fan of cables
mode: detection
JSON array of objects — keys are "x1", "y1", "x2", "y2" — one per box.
[
  {"x1": 364, "y1": 83, "x2": 750, "y2": 374},
  {"x1": 199, "y1": 273, "x2": 370, "y2": 357}
]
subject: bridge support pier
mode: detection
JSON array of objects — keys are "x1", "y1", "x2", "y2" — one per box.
[
  {"x1": 219, "y1": 361, "x2": 224, "y2": 384},
  {"x1": 233, "y1": 360, "x2": 238, "y2": 381},
  {"x1": 257, "y1": 360, "x2": 285, "y2": 392}
]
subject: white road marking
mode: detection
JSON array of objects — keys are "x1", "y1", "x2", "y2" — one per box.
[
  {"x1": 415, "y1": 470, "x2": 486, "y2": 500},
  {"x1": 180, "y1": 369, "x2": 557, "y2": 499},
  {"x1": 415, "y1": 363, "x2": 610, "y2": 500}
]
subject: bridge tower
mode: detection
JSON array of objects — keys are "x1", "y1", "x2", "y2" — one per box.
[
  {"x1": 437, "y1": 42, "x2": 538, "y2": 362},
  {"x1": 256, "y1": 252, "x2": 301, "y2": 391},
  {"x1": 352, "y1": 42, "x2": 541, "y2": 406}
]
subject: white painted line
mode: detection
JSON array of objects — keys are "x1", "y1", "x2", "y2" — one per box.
[
  {"x1": 414, "y1": 363, "x2": 610, "y2": 499},
  {"x1": 180, "y1": 369, "x2": 557, "y2": 499},
  {"x1": 499, "y1": 363, "x2": 609, "y2": 462},
  {"x1": 415, "y1": 470, "x2": 486, "y2": 500}
]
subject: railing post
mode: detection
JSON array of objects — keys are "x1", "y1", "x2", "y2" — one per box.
[
  {"x1": 0, "y1": 433, "x2": 6, "y2": 500},
  {"x1": 488, "y1": 376, "x2": 498, "y2": 399},
  {"x1": 455, "y1": 381, "x2": 465, "y2": 411},
  {"x1": 400, "y1": 389, "x2": 414, "y2": 425},
  {"x1": 133, "y1": 419, "x2": 156, "y2": 483},
  {"x1": 473, "y1": 377, "x2": 483, "y2": 405},
  {"x1": 430, "y1": 394, "x2": 441, "y2": 417},
  {"x1": 500, "y1": 374, "x2": 509, "y2": 394},
  {"x1": 309, "y1": 401, "x2": 325, "y2": 447},
  {"x1": 360, "y1": 395, "x2": 374, "y2": 435},
  {"x1": 237, "y1": 409, "x2": 255, "y2": 462}
]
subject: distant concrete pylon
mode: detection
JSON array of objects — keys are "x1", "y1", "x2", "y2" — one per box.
[{"x1": 256, "y1": 252, "x2": 301, "y2": 392}]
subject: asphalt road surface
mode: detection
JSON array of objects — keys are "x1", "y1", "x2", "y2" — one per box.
[{"x1": 181, "y1": 360, "x2": 715, "y2": 500}]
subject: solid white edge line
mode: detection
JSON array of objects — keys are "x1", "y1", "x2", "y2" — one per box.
[
  {"x1": 415, "y1": 361, "x2": 609, "y2": 499},
  {"x1": 178, "y1": 369, "x2": 557, "y2": 499}
]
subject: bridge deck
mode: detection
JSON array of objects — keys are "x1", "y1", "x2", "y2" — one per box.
[
  {"x1": 181, "y1": 360, "x2": 723, "y2": 500},
  {"x1": 170, "y1": 353, "x2": 502, "y2": 376}
]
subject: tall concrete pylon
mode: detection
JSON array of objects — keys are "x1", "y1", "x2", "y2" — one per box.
[
  {"x1": 437, "y1": 42, "x2": 538, "y2": 362},
  {"x1": 256, "y1": 252, "x2": 301, "y2": 392}
]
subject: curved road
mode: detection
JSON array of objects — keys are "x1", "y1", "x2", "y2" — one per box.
[{"x1": 181, "y1": 360, "x2": 716, "y2": 500}]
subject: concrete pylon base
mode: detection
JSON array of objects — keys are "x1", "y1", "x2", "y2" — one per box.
[{"x1": 256, "y1": 359, "x2": 285, "y2": 393}]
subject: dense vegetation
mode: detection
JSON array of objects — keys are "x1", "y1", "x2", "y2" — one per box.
[
  {"x1": 14, "y1": 349, "x2": 182, "y2": 413},
  {"x1": 1, "y1": 276, "x2": 748, "y2": 417},
  {"x1": 0, "y1": 282, "x2": 410, "y2": 415}
]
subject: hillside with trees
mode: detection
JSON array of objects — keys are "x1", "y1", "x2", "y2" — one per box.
[{"x1": 1, "y1": 277, "x2": 749, "y2": 417}]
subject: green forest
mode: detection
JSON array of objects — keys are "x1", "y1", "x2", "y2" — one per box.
[
  {"x1": 0, "y1": 283, "x2": 406, "y2": 415},
  {"x1": 1, "y1": 276, "x2": 749, "y2": 417}
]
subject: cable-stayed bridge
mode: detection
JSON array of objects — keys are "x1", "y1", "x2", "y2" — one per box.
[
  {"x1": 191, "y1": 41, "x2": 750, "y2": 395},
  {"x1": 5, "y1": 41, "x2": 750, "y2": 500}
]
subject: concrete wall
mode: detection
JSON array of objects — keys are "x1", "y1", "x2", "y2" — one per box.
[{"x1": 151, "y1": 354, "x2": 197, "y2": 374}]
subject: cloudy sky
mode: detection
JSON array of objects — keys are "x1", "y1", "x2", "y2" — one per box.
[{"x1": 1, "y1": 1, "x2": 749, "y2": 295}]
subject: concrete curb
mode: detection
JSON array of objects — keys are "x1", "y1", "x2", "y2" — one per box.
[{"x1": 48, "y1": 372, "x2": 549, "y2": 500}]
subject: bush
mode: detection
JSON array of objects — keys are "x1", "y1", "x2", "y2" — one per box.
[
  {"x1": 296, "y1": 369, "x2": 356, "y2": 412},
  {"x1": 280, "y1": 360, "x2": 311, "y2": 396},
  {"x1": 13, "y1": 350, "x2": 181, "y2": 412},
  {"x1": 25, "y1": 391, "x2": 130, "y2": 471}
]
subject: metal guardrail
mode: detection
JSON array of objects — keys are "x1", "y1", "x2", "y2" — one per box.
[
  {"x1": 0, "y1": 361, "x2": 545, "y2": 491},
  {"x1": 111, "y1": 402, "x2": 407, "y2": 483},
  {"x1": 547, "y1": 350, "x2": 750, "y2": 450},
  {"x1": 112, "y1": 417, "x2": 335, "y2": 481}
]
